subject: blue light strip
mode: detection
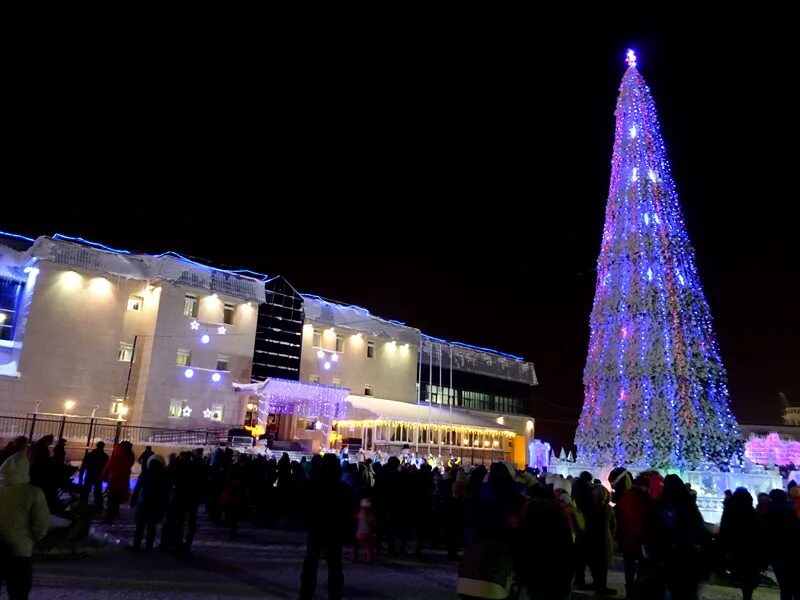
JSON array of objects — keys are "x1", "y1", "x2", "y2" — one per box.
[
  {"x1": 52, "y1": 233, "x2": 132, "y2": 254},
  {"x1": 0, "y1": 230, "x2": 35, "y2": 243},
  {"x1": 154, "y1": 251, "x2": 270, "y2": 281}
]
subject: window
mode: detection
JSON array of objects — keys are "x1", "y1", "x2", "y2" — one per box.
[
  {"x1": 364, "y1": 384, "x2": 373, "y2": 397},
  {"x1": 117, "y1": 342, "x2": 134, "y2": 362},
  {"x1": 169, "y1": 399, "x2": 185, "y2": 418},
  {"x1": 183, "y1": 294, "x2": 198, "y2": 318},
  {"x1": 335, "y1": 335, "x2": 344, "y2": 353},
  {"x1": 176, "y1": 349, "x2": 192, "y2": 367},
  {"x1": 309, "y1": 374, "x2": 320, "y2": 384},
  {"x1": 216, "y1": 355, "x2": 230, "y2": 371},
  {"x1": 111, "y1": 398, "x2": 124, "y2": 414},
  {"x1": 126, "y1": 295, "x2": 144, "y2": 312},
  {"x1": 0, "y1": 278, "x2": 22, "y2": 342},
  {"x1": 332, "y1": 377, "x2": 342, "y2": 386},
  {"x1": 312, "y1": 329, "x2": 322, "y2": 348},
  {"x1": 209, "y1": 404, "x2": 224, "y2": 422},
  {"x1": 367, "y1": 341, "x2": 375, "y2": 359},
  {"x1": 223, "y1": 303, "x2": 235, "y2": 325}
]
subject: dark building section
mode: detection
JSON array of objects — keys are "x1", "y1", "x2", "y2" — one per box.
[
  {"x1": 419, "y1": 340, "x2": 536, "y2": 417},
  {"x1": 251, "y1": 276, "x2": 304, "y2": 381}
]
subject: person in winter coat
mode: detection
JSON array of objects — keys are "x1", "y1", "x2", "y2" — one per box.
[
  {"x1": 719, "y1": 488, "x2": 768, "y2": 600},
  {"x1": 100, "y1": 441, "x2": 135, "y2": 524},
  {"x1": 0, "y1": 436, "x2": 27, "y2": 467},
  {"x1": 0, "y1": 452, "x2": 50, "y2": 600},
  {"x1": 79, "y1": 441, "x2": 108, "y2": 512},
  {"x1": 130, "y1": 454, "x2": 170, "y2": 552},
  {"x1": 352, "y1": 498, "x2": 377, "y2": 563},
  {"x1": 29, "y1": 434, "x2": 58, "y2": 511},
  {"x1": 642, "y1": 474, "x2": 710, "y2": 600},
  {"x1": 585, "y1": 484, "x2": 617, "y2": 596},
  {"x1": 299, "y1": 453, "x2": 352, "y2": 600},
  {"x1": 764, "y1": 489, "x2": 800, "y2": 600},
  {"x1": 571, "y1": 470, "x2": 595, "y2": 590},
  {"x1": 615, "y1": 473, "x2": 650, "y2": 599},
  {"x1": 789, "y1": 485, "x2": 800, "y2": 518}
]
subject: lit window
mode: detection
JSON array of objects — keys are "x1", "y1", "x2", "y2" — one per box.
[
  {"x1": 117, "y1": 342, "x2": 134, "y2": 362},
  {"x1": 176, "y1": 349, "x2": 192, "y2": 367},
  {"x1": 209, "y1": 404, "x2": 224, "y2": 422},
  {"x1": 332, "y1": 378, "x2": 342, "y2": 386},
  {"x1": 312, "y1": 329, "x2": 322, "y2": 348},
  {"x1": 364, "y1": 384, "x2": 373, "y2": 397},
  {"x1": 367, "y1": 341, "x2": 375, "y2": 359},
  {"x1": 309, "y1": 374, "x2": 320, "y2": 384},
  {"x1": 216, "y1": 355, "x2": 230, "y2": 371},
  {"x1": 223, "y1": 303, "x2": 235, "y2": 325},
  {"x1": 335, "y1": 335, "x2": 344, "y2": 353},
  {"x1": 111, "y1": 398, "x2": 124, "y2": 414},
  {"x1": 183, "y1": 295, "x2": 198, "y2": 318},
  {"x1": 127, "y1": 295, "x2": 144, "y2": 312},
  {"x1": 169, "y1": 399, "x2": 185, "y2": 418}
]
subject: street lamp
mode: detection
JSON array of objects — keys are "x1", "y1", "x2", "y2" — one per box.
[
  {"x1": 64, "y1": 400, "x2": 76, "y2": 415},
  {"x1": 117, "y1": 406, "x2": 129, "y2": 421}
]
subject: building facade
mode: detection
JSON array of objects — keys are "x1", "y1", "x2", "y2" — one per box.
[
  {"x1": 2, "y1": 231, "x2": 539, "y2": 465},
  {"x1": 0, "y1": 234, "x2": 263, "y2": 428}
]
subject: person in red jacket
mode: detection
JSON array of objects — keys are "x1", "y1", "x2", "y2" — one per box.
[
  {"x1": 99, "y1": 441, "x2": 135, "y2": 524},
  {"x1": 615, "y1": 472, "x2": 650, "y2": 600}
]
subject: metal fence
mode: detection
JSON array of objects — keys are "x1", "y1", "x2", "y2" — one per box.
[{"x1": 0, "y1": 413, "x2": 228, "y2": 447}]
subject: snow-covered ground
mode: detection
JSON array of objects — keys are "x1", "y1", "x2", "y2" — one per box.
[{"x1": 26, "y1": 510, "x2": 780, "y2": 599}]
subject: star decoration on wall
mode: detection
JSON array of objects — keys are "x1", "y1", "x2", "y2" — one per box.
[
  {"x1": 217, "y1": 326, "x2": 227, "y2": 335},
  {"x1": 182, "y1": 406, "x2": 192, "y2": 417},
  {"x1": 202, "y1": 408, "x2": 213, "y2": 419},
  {"x1": 190, "y1": 320, "x2": 200, "y2": 330}
]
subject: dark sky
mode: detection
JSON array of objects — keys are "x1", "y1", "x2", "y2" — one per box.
[{"x1": 6, "y1": 24, "x2": 797, "y2": 452}]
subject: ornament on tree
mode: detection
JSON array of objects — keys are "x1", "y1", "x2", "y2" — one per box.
[{"x1": 574, "y1": 50, "x2": 743, "y2": 470}]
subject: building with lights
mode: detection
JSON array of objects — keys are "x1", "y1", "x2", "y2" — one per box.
[
  {"x1": 0, "y1": 234, "x2": 263, "y2": 428},
  {"x1": 1, "y1": 231, "x2": 538, "y2": 465}
]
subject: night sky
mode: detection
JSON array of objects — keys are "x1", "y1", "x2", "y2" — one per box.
[{"x1": 6, "y1": 25, "x2": 796, "y2": 452}]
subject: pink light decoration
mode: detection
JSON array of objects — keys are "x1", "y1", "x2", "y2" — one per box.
[
  {"x1": 621, "y1": 326, "x2": 628, "y2": 339},
  {"x1": 745, "y1": 433, "x2": 800, "y2": 466}
]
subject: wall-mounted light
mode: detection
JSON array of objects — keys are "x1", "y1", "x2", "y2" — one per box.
[
  {"x1": 0, "y1": 313, "x2": 6, "y2": 324},
  {"x1": 323, "y1": 361, "x2": 331, "y2": 370},
  {"x1": 331, "y1": 353, "x2": 339, "y2": 363},
  {"x1": 89, "y1": 277, "x2": 112, "y2": 295},
  {"x1": 60, "y1": 271, "x2": 82, "y2": 290},
  {"x1": 211, "y1": 372, "x2": 222, "y2": 383},
  {"x1": 184, "y1": 368, "x2": 194, "y2": 379},
  {"x1": 316, "y1": 350, "x2": 325, "y2": 359},
  {"x1": 200, "y1": 334, "x2": 211, "y2": 344},
  {"x1": 64, "y1": 399, "x2": 76, "y2": 414},
  {"x1": 526, "y1": 420, "x2": 534, "y2": 432}
]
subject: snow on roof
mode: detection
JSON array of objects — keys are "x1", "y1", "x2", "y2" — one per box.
[
  {"x1": 301, "y1": 294, "x2": 421, "y2": 345},
  {"x1": 422, "y1": 338, "x2": 537, "y2": 386},
  {"x1": 22, "y1": 236, "x2": 266, "y2": 302}
]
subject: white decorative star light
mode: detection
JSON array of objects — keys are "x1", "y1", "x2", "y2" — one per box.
[
  {"x1": 217, "y1": 326, "x2": 227, "y2": 335},
  {"x1": 190, "y1": 320, "x2": 200, "y2": 330},
  {"x1": 202, "y1": 408, "x2": 213, "y2": 419},
  {"x1": 182, "y1": 406, "x2": 193, "y2": 417}
]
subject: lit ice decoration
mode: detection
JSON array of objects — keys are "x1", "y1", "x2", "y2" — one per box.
[
  {"x1": 182, "y1": 406, "x2": 193, "y2": 417},
  {"x1": 316, "y1": 350, "x2": 325, "y2": 359},
  {"x1": 647, "y1": 267, "x2": 653, "y2": 281},
  {"x1": 217, "y1": 326, "x2": 227, "y2": 335},
  {"x1": 202, "y1": 408, "x2": 213, "y2": 419},
  {"x1": 626, "y1": 48, "x2": 637, "y2": 67},
  {"x1": 630, "y1": 125, "x2": 637, "y2": 139},
  {"x1": 631, "y1": 167, "x2": 638, "y2": 182},
  {"x1": 745, "y1": 433, "x2": 800, "y2": 467},
  {"x1": 649, "y1": 168, "x2": 657, "y2": 182},
  {"x1": 184, "y1": 368, "x2": 194, "y2": 379},
  {"x1": 331, "y1": 353, "x2": 339, "y2": 362},
  {"x1": 653, "y1": 213, "x2": 661, "y2": 225},
  {"x1": 644, "y1": 213, "x2": 650, "y2": 225},
  {"x1": 678, "y1": 272, "x2": 686, "y2": 286},
  {"x1": 314, "y1": 420, "x2": 323, "y2": 430},
  {"x1": 201, "y1": 334, "x2": 210, "y2": 344},
  {"x1": 190, "y1": 320, "x2": 200, "y2": 330},
  {"x1": 211, "y1": 372, "x2": 222, "y2": 383},
  {"x1": 323, "y1": 361, "x2": 331, "y2": 370},
  {"x1": 621, "y1": 327, "x2": 628, "y2": 339}
]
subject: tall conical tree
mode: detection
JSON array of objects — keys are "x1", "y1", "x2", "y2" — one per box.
[{"x1": 575, "y1": 50, "x2": 742, "y2": 470}]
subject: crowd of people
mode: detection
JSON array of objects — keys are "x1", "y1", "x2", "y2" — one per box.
[{"x1": 1, "y1": 434, "x2": 799, "y2": 600}]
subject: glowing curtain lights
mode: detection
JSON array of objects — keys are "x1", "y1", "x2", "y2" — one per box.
[{"x1": 575, "y1": 51, "x2": 742, "y2": 470}]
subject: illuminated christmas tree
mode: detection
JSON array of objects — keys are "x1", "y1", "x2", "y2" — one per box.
[{"x1": 575, "y1": 50, "x2": 742, "y2": 470}]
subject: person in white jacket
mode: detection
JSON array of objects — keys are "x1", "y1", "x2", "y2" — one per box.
[{"x1": 0, "y1": 450, "x2": 50, "y2": 600}]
